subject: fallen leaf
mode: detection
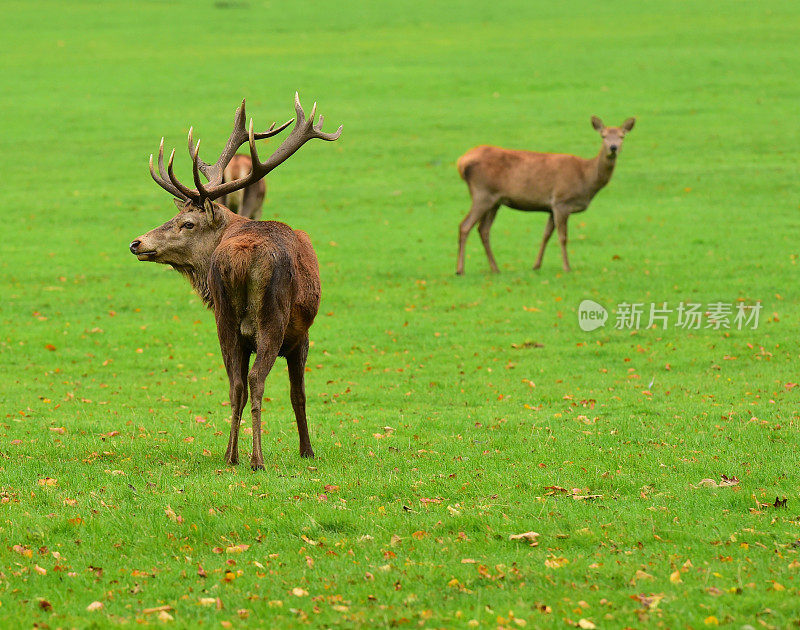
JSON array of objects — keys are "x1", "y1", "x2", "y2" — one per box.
[
  {"x1": 86, "y1": 601, "x2": 104, "y2": 612},
  {"x1": 226, "y1": 544, "x2": 250, "y2": 554},
  {"x1": 13, "y1": 544, "x2": 32, "y2": 558},
  {"x1": 143, "y1": 605, "x2": 173, "y2": 614},
  {"x1": 719, "y1": 474, "x2": 739, "y2": 487},
  {"x1": 629, "y1": 569, "x2": 654, "y2": 584},
  {"x1": 669, "y1": 570, "x2": 682, "y2": 584},
  {"x1": 291, "y1": 587, "x2": 308, "y2": 597},
  {"x1": 578, "y1": 620, "x2": 596, "y2": 629},
  {"x1": 544, "y1": 557, "x2": 568, "y2": 569},
  {"x1": 509, "y1": 531, "x2": 540, "y2": 546}
]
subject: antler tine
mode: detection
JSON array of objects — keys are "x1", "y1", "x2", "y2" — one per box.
[
  {"x1": 191, "y1": 140, "x2": 210, "y2": 199},
  {"x1": 166, "y1": 147, "x2": 200, "y2": 201},
  {"x1": 187, "y1": 126, "x2": 212, "y2": 178},
  {"x1": 252, "y1": 117, "x2": 294, "y2": 140},
  {"x1": 312, "y1": 114, "x2": 343, "y2": 141},
  {"x1": 149, "y1": 138, "x2": 188, "y2": 200},
  {"x1": 294, "y1": 91, "x2": 306, "y2": 125}
]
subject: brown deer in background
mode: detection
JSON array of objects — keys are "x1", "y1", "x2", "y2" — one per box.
[
  {"x1": 221, "y1": 154, "x2": 266, "y2": 219},
  {"x1": 130, "y1": 94, "x2": 342, "y2": 469},
  {"x1": 456, "y1": 116, "x2": 635, "y2": 274}
]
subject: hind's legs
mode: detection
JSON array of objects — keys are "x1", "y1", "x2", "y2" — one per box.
[{"x1": 533, "y1": 213, "x2": 555, "y2": 270}]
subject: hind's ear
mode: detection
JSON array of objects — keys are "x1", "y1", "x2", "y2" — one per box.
[
  {"x1": 621, "y1": 117, "x2": 636, "y2": 133},
  {"x1": 591, "y1": 116, "x2": 604, "y2": 132},
  {"x1": 173, "y1": 198, "x2": 187, "y2": 210}
]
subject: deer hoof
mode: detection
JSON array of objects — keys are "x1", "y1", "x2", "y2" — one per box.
[
  {"x1": 300, "y1": 449, "x2": 315, "y2": 459},
  {"x1": 224, "y1": 452, "x2": 239, "y2": 466},
  {"x1": 251, "y1": 463, "x2": 265, "y2": 471}
]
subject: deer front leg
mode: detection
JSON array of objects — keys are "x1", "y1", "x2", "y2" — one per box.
[
  {"x1": 214, "y1": 308, "x2": 250, "y2": 466},
  {"x1": 533, "y1": 213, "x2": 555, "y2": 270},
  {"x1": 553, "y1": 210, "x2": 571, "y2": 272},
  {"x1": 222, "y1": 344, "x2": 249, "y2": 466},
  {"x1": 457, "y1": 193, "x2": 498, "y2": 275},
  {"x1": 247, "y1": 337, "x2": 281, "y2": 471},
  {"x1": 287, "y1": 336, "x2": 314, "y2": 458}
]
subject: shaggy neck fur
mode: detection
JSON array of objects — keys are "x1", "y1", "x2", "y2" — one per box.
[{"x1": 172, "y1": 263, "x2": 214, "y2": 307}]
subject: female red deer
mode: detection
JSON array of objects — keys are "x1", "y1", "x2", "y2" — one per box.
[
  {"x1": 456, "y1": 116, "x2": 635, "y2": 274},
  {"x1": 221, "y1": 154, "x2": 266, "y2": 220},
  {"x1": 130, "y1": 95, "x2": 341, "y2": 469}
]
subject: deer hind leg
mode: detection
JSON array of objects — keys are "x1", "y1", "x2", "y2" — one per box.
[
  {"x1": 533, "y1": 213, "x2": 555, "y2": 270},
  {"x1": 457, "y1": 192, "x2": 499, "y2": 275},
  {"x1": 247, "y1": 333, "x2": 281, "y2": 471},
  {"x1": 477, "y1": 206, "x2": 501, "y2": 273},
  {"x1": 286, "y1": 336, "x2": 314, "y2": 458}
]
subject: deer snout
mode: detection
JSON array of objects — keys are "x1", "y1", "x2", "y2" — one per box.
[
  {"x1": 609, "y1": 144, "x2": 618, "y2": 153},
  {"x1": 130, "y1": 240, "x2": 142, "y2": 254}
]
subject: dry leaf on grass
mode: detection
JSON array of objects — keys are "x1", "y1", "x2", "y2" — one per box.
[
  {"x1": 509, "y1": 531, "x2": 540, "y2": 546},
  {"x1": 695, "y1": 475, "x2": 740, "y2": 489}
]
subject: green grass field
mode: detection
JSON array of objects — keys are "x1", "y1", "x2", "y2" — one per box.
[{"x1": 2, "y1": 0, "x2": 799, "y2": 627}]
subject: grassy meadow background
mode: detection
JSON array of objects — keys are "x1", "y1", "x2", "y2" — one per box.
[{"x1": 1, "y1": 0, "x2": 799, "y2": 627}]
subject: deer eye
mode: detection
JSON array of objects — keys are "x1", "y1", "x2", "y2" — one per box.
[{"x1": 181, "y1": 221, "x2": 195, "y2": 230}]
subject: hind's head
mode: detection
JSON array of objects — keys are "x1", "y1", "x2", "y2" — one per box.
[{"x1": 591, "y1": 116, "x2": 635, "y2": 159}]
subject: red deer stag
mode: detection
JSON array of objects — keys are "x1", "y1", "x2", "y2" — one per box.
[
  {"x1": 456, "y1": 116, "x2": 635, "y2": 274},
  {"x1": 221, "y1": 154, "x2": 266, "y2": 220},
  {"x1": 129, "y1": 94, "x2": 342, "y2": 469}
]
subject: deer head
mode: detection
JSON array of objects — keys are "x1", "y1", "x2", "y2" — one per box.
[
  {"x1": 591, "y1": 116, "x2": 635, "y2": 159},
  {"x1": 130, "y1": 94, "x2": 342, "y2": 269}
]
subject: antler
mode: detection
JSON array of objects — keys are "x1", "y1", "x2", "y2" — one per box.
[{"x1": 148, "y1": 94, "x2": 341, "y2": 204}]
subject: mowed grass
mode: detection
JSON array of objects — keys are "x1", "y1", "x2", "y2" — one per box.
[{"x1": 1, "y1": 0, "x2": 799, "y2": 626}]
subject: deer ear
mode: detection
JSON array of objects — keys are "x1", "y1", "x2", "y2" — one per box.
[
  {"x1": 203, "y1": 198, "x2": 216, "y2": 223},
  {"x1": 621, "y1": 117, "x2": 636, "y2": 133},
  {"x1": 591, "y1": 116, "x2": 604, "y2": 132},
  {"x1": 173, "y1": 198, "x2": 186, "y2": 210}
]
